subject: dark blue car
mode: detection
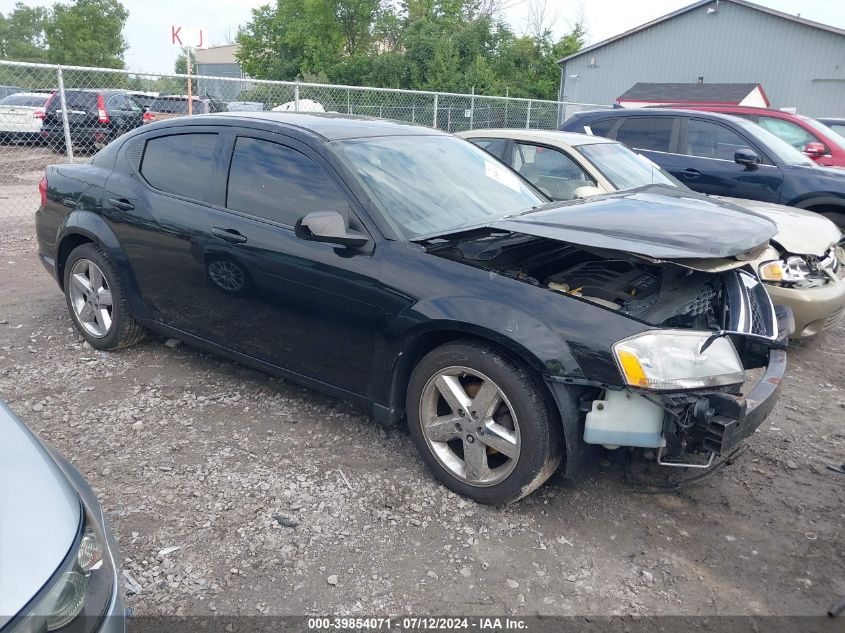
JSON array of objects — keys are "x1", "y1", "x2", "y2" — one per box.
[{"x1": 562, "y1": 108, "x2": 845, "y2": 229}]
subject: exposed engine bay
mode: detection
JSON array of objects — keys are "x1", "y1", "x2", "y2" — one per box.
[
  {"x1": 428, "y1": 230, "x2": 755, "y2": 333},
  {"x1": 426, "y1": 229, "x2": 785, "y2": 464}
]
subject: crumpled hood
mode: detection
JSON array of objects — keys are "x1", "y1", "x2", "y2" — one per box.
[
  {"x1": 492, "y1": 188, "x2": 777, "y2": 260},
  {"x1": 712, "y1": 196, "x2": 842, "y2": 256},
  {"x1": 0, "y1": 401, "x2": 80, "y2": 622}
]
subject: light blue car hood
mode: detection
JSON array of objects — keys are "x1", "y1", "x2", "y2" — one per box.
[{"x1": 0, "y1": 401, "x2": 80, "y2": 623}]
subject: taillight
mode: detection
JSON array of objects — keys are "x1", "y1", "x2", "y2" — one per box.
[
  {"x1": 40, "y1": 91, "x2": 55, "y2": 119},
  {"x1": 142, "y1": 110, "x2": 155, "y2": 123},
  {"x1": 97, "y1": 93, "x2": 109, "y2": 124},
  {"x1": 39, "y1": 174, "x2": 48, "y2": 207}
]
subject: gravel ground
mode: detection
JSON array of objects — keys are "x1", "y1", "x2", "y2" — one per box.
[{"x1": 1, "y1": 196, "x2": 844, "y2": 618}]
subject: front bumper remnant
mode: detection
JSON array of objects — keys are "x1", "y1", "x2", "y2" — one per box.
[{"x1": 698, "y1": 348, "x2": 787, "y2": 454}]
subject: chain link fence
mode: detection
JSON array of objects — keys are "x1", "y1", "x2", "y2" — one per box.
[{"x1": 0, "y1": 59, "x2": 611, "y2": 218}]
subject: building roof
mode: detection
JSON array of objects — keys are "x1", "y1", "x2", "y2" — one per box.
[
  {"x1": 617, "y1": 82, "x2": 765, "y2": 104},
  {"x1": 557, "y1": 0, "x2": 845, "y2": 64},
  {"x1": 195, "y1": 44, "x2": 240, "y2": 65}
]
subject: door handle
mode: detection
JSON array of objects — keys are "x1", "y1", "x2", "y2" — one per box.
[
  {"x1": 108, "y1": 198, "x2": 135, "y2": 211},
  {"x1": 683, "y1": 169, "x2": 701, "y2": 179},
  {"x1": 211, "y1": 227, "x2": 247, "y2": 244}
]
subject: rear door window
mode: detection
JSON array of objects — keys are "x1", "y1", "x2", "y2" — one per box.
[
  {"x1": 584, "y1": 118, "x2": 616, "y2": 138},
  {"x1": 615, "y1": 117, "x2": 674, "y2": 152},
  {"x1": 140, "y1": 133, "x2": 219, "y2": 201},
  {"x1": 511, "y1": 142, "x2": 595, "y2": 200},
  {"x1": 466, "y1": 137, "x2": 508, "y2": 159},
  {"x1": 684, "y1": 119, "x2": 753, "y2": 160},
  {"x1": 226, "y1": 136, "x2": 349, "y2": 226}
]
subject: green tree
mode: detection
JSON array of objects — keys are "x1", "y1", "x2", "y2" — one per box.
[
  {"x1": 173, "y1": 48, "x2": 195, "y2": 74},
  {"x1": 236, "y1": 0, "x2": 583, "y2": 99},
  {"x1": 425, "y1": 36, "x2": 461, "y2": 92},
  {"x1": 45, "y1": 0, "x2": 128, "y2": 68},
  {"x1": 0, "y1": 2, "x2": 49, "y2": 62},
  {"x1": 173, "y1": 48, "x2": 196, "y2": 94},
  {"x1": 463, "y1": 54, "x2": 497, "y2": 94}
]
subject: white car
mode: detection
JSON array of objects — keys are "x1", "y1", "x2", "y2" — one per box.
[
  {"x1": 458, "y1": 128, "x2": 845, "y2": 338},
  {"x1": 0, "y1": 92, "x2": 51, "y2": 143},
  {"x1": 272, "y1": 98, "x2": 325, "y2": 113}
]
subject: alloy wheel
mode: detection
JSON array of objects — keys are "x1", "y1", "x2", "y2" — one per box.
[
  {"x1": 208, "y1": 260, "x2": 245, "y2": 292},
  {"x1": 68, "y1": 259, "x2": 113, "y2": 338},
  {"x1": 419, "y1": 366, "x2": 521, "y2": 486}
]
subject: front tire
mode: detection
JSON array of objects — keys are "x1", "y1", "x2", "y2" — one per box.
[
  {"x1": 407, "y1": 340, "x2": 563, "y2": 504},
  {"x1": 63, "y1": 243, "x2": 146, "y2": 350}
]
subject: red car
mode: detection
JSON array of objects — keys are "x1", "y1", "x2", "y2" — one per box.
[{"x1": 661, "y1": 104, "x2": 845, "y2": 169}]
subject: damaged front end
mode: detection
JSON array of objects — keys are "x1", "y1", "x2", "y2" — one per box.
[{"x1": 421, "y1": 219, "x2": 790, "y2": 469}]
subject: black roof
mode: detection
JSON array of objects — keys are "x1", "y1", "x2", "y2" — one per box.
[
  {"x1": 618, "y1": 82, "x2": 762, "y2": 104},
  {"x1": 207, "y1": 111, "x2": 447, "y2": 141}
]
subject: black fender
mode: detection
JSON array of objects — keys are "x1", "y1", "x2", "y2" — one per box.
[
  {"x1": 55, "y1": 210, "x2": 152, "y2": 321},
  {"x1": 373, "y1": 291, "x2": 646, "y2": 421}
]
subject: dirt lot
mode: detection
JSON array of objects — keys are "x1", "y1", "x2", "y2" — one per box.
[{"x1": 1, "y1": 183, "x2": 844, "y2": 619}]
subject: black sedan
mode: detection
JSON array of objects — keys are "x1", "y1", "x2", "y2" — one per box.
[
  {"x1": 562, "y1": 108, "x2": 845, "y2": 229},
  {"x1": 36, "y1": 113, "x2": 788, "y2": 503}
]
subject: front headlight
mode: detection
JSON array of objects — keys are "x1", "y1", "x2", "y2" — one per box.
[
  {"x1": 11, "y1": 508, "x2": 115, "y2": 633},
  {"x1": 613, "y1": 330, "x2": 745, "y2": 390},
  {"x1": 758, "y1": 256, "x2": 811, "y2": 283}
]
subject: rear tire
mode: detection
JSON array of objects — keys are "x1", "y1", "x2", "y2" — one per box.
[
  {"x1": 407, "y1": 340, "x2": 563, "y2": 504},
  {"x1": 63, "y1": 243, "x2": 146, "y2": 351}
]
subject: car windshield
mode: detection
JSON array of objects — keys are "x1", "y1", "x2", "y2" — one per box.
[
  {"x1": 0, "y1": 93, "x2": 48, "y2": 107},
  {"x1": 576, "y1": 141, "x2": 686, "y2": 191},
  {"x1": 333, "y1": 135, "x2": 545, "y2": 239},
  {"x1": 800, "y1": 115, "x2": 845, "y2": 151},
  {"x1": 734, "y1": 119, "x2": 815, "y2": 166}
]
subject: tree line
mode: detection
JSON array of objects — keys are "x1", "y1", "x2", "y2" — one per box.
[
  {"x1": 236, "y1": 0, "x2": 584, "y2": 100},
  {"x1": 0, "y1": 0, "x2": 582, "y2": 102},
  {"x1": 0, "y1": 0, "x2": 128, "y2": 68}
]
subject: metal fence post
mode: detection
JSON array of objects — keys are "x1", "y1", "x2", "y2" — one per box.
[
  {"x1": 470, "y1": 87, "x2": 474, "y2": 129},
  {"x1": 56, "y1": 66, "x2": 74, "y2": 162},
  {"x1": 294, "y1": 80, "x2": 300, "y2": 112},
  {"x1": 347, "y1": 88, "x2": 351, "y2": 114},
  {"x1": 433, "y1": 93, "x2": 438, "y2": 129},
  {"x1": 526, "y1": 100, "x2": 532, "y2": 129}
]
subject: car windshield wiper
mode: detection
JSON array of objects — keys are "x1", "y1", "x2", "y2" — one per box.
[{"x1": 499, "y1": 204, "x2": 544, "y2": 220}]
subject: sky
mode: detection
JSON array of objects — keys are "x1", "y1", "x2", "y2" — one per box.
[{"x1": 2, "y1": 0, "x2": 845, "y2": 73}]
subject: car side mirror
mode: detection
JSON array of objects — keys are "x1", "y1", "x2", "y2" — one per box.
[
  {"x1": 734, "y1": 149, "x2": 760, "y2": 170},
  {"x1": 573, "y1": 185, "x2": 604, "y2": 199},
  {"x1": 295, "y1": 210, "x2": 369, "y2": 248},
  {"x1": 803, "y1": 141, "x2": 826, "y2": 158}
]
